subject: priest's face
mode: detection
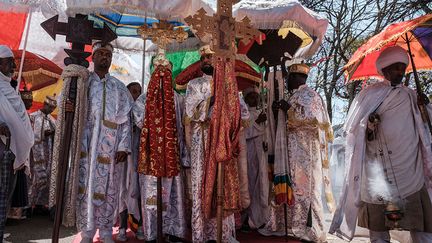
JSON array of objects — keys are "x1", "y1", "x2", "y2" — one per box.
[
  {"x1": 22, "y1": 98, "x2": 33, "y2": 110},
  {"x1": 200, "y1": 54, "x2": 214, "y2": 75},
  {"x1": 245, "y1": 91, "x2": 260, "y2": 107},
  {"x1": 287, "y1": 73, "x2": 307, "y2": 92},
  {"x1": 43, "y1": 102, "x2": 56, "y2": 114},
  {"x1": 0, "y1": 57, "x2": 17, "y2": 77},
  {"x1": 128, "y1": 83, "x2": 142, "y2": 101},
  {"x1": 93, "y1": 49, "x2": 113, "y2": 71},
  {"x1": 382, "y1": 62, "x2": 407, "y2": 85}
]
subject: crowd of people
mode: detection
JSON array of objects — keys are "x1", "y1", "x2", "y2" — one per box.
[{"x1": 0, "y1": 39, "x2": 431, "y2": 243}]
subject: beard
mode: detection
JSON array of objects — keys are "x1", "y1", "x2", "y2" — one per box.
[{"x1": 201, "y1": 65, "x2": 214, "y2": 75}]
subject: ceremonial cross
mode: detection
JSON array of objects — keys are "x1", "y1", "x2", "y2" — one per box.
[
  {"x1": 185, "y1": 0, "x2": 261, "y2": 60},
  {"x1": 40, "y1": 14, "x2": 117, "y2": 243},
  {"x1": 138, "y1": 20, "x2": 188, "y2": 49},
  {"x1": 41, "y1": 14, "x2": 117, "y2": 67}
]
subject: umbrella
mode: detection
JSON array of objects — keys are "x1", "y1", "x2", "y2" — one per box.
[
  {"x1": 345, "y1": 14, "x2": 432, "y2": 82},
  {"x1": 344, "y1": 13, "x2": 432, "y2": 136},
  {"x1": 174, "y1": 58, "x2": 261, "y2": 91},
  {"x1": 234, "y1": 0, "x2": 328, "y2": 65},
  {"x1": 12, "y1": 50, "x2": 62, "y2": 91}
]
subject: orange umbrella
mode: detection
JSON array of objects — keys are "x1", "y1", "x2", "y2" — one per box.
[
  {"x1": 12, "y1": 49, "x2": 62, "y2": 91},
  {"x1": 345, "y1": 14, "x2": 432, "y2": 82}
]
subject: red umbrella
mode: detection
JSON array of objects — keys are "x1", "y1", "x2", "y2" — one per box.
[
  {"x1": 344, "y1": 14, "x2": 432, "y2": 135},
  {"x1": 345, "y1": 14, "x2": 432, "y2": 82},
  {"x1": 12, "y1": 50, "x2": 62, "y2": 91}
]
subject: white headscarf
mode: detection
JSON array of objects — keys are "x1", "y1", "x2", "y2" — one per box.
[
  {"x1": 376, "y1": 46, "x2": 409, "y2": 75},
  {"x1": 0, "y1": 45, "x2": 14, "y2": 58}
]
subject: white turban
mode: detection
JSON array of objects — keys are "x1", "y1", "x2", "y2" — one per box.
[
  {"x1": 0, "y1": 45, "x2": 14, "y2": 58},
  {"x1": 376, "y1": 46, "x2": 409, "y2": 75}
]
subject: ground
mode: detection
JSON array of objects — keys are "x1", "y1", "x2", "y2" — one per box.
[{"x1": 4, "y1": 213, "x2": 406, "y2": 243}]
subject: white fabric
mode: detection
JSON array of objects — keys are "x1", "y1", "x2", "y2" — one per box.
[
  {"x1": 376, "y1": 46, "x2": 409, "y2": 75},
  {"x1": 0, "y1": 45, "x2": 14, "y2": 58},
  {"x1": 329, "y1": 80, "x2": 432, "y2": 241},
  {"x1": 361, "y1": 86, "x2": 424, "y2": 204},
  {"x1": 0, "y1": 74, "x2": 34, "y2": 170}
]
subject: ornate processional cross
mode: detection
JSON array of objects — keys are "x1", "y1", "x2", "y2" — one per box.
[
  {"x1": 138, "y1": 20, "x2": 188, "y2": 49},
  {"x1": 185, "y1": 0, "x2": 261, "y2": 61}
]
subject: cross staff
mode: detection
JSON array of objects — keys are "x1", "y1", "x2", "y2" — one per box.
[
  {"x1": 137, "y1": 20, "x2": 187, "y2": 243},
  {"x1": 41, "y1": 14, "x2": 117, "y2": 243},
  {"x1": 185, "y1": 1, "x2": 261, "y2": 242}
]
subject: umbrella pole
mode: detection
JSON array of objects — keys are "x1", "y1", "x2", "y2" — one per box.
[
  {"x1": 405, "y1": 33, "x2": 432, "y2": 137},
  {"x1": 141, "y1": 39, "x2": 146, "y2": 91},
  {"x1": 16, "y1": 11, "x2": 32, "y2": 92}
]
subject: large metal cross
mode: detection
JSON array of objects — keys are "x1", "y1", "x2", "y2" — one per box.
[
  {"x1": 185, "y1": 1, "x2": 261, "y2": 242},
  {"x1": 185, "y1": 0, "x2": 260, "y2": 61},
  {"x1": 138, "y1": 20, "x2": 188, "y2": 49}
]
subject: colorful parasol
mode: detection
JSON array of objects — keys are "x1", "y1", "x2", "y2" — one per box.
[
  {"x1": 12, "y1": 50, "x2": 62, "y2": 91},
  {"x1": 345, "y1": 14, "x2": 432, "y2": 82}
]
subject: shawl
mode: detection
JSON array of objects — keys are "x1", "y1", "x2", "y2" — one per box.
[
  {"x1": 48, "y1": 64, "x2": 89, "y2": 227},
  {"x1": 202, "y1": 58, "x2": 242, "y2": 219},
  {"x1": 329, "y1": 81, "x2": 432, "y2": 240},
  {"x1": 138, "y1": 65, "x2": 179, "y2": 177}
]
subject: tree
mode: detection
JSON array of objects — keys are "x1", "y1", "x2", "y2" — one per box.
[{"x1": 299, "y1": 0, "x2": 431, "y2": 122}]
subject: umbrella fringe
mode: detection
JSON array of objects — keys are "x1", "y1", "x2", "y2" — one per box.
[{"x1": 18, "y1": 68, "x2": 61, "y2": 79}]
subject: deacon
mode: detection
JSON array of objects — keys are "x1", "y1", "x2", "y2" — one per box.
[
  {"x1": 65, "y1": 42, "x2": 133, "y2": 243},
  {"x1": 242, "y1": 86, "x2": 269, "y2": 229},
  {"x1": 28, "y1": 95, "x2": 57, "y2": 209},
  {"x1": 184, "y1": 45, "x2": 250, "y2": 242},
  {"x1": 330, "y1": 46, "x2": 432, "y2": 242},
  {"x1": 285, "y1": 64, "x2": 334, "y2": 242},
  {"x1": 137, "y1": 52, "x2": 188, "y2": 242},
  {"x1": 0, "y1": 45, "x2": 34, "y2": 240},
  {"x1": 117, "y1": 82, "x2": 144, "y2": 242}
]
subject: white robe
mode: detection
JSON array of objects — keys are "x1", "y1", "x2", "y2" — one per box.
[
  {"x1": 76, "y1": 72, "x2": 132, "y2": 234},
  {"x1": 0, "y1": 73, "x2": 33, "y2": 170},
  {"x1": 329, "y1": 81, "x2": 432, "y2": 241}
]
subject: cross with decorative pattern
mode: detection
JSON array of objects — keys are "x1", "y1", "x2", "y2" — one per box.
[
  {"x1": 185, "y1": 0, "x2": 261, "y2": 60},
  {"x1": 138, "y1": 20, "x2": 188, "y2": 49}
]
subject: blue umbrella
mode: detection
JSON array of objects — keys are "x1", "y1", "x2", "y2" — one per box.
[{"x1": 89, "y1": 12, "x2": 190, "y2": 37}]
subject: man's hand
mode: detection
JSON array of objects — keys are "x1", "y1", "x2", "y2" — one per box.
[
  {"x1": 279, "y1": 99, "x2": 291, "y2": 112},
  {"x1": 65, "y1": 100, "x2": 75, "y2": 113},
  {"x1": 115, "y1": 151, "x2": 128, "y2": 163},
  {"x1": 0, "y1": 123, "x2": 11, "y2": 137},
  {"x1": 255, "y1": 112, "x2": 267, "y2": 124}
]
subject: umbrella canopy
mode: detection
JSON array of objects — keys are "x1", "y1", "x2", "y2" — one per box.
[
  {"x1": 174, "y1": 58, "x2": 261, "y2": 91},
  {"x1": 345, "y1": 14, "x2": 432, "y2": 82},
  {"x1": 233, "y1": 0, "x2": 328, "y2": 62},
  {"x1": 12, "y1": 49, "x2": 62, "y2": 91}
]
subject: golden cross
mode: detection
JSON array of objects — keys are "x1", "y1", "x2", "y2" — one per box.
[
  {"x1": 138, "y1": 20, "x2": 188, "y2": 49},
  {"x1": 185, "y1": 0, "x2": 261, "y2": 59}
]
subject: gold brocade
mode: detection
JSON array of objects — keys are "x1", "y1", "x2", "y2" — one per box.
[
  {"x1": 80, "y1": 152, "x2": 87, "y2": 159},
  {"x1": 287, "y1": 109, "x2": 333, "y2": 142},
  {"x1": 93, "y1": 193, "x2": 106, "y2": 201},
  {"x1": 102, "y1": 119, "x2": 118, "y2": 129},
  {"x1": 97, "y1": 156, "x2": 111, "y2": 164}
]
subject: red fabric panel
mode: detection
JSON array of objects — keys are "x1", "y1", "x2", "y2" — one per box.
[{"x1": 0, "y1": 11, "x2": 27, "y2": 49}]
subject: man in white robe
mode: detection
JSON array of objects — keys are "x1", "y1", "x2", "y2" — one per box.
[
  {"x1": 0, "y1": 45, "x2": 34, "y2": 240},
  {"x1": 330, "y1": 46, "x2": 432, "y2": 243},
  {"x1": 28, "y1": 95, "x2": 57, "y2": 208},
  {"x1": 65, "y1": 42, "x2": 133, "y2": 243},
  {"x1": 242, "y1": 86, "x2": 270, "y2": 229}
]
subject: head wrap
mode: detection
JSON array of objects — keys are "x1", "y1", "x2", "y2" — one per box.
[
  {"x1": 243, "y1": 86, "x2": 260, "y2": 97},
  {"x1": 0, "y1": 45, "x2": 14, "y2": 58},
  {"x1": 289, "y1": 63, "x2": 310, "y2": 75},
  {"x1": 44, "y1": 94, "x2": 57, "y2": 107},
  {"x1": 92, "y1": 41, "x2": 114, "y2": 54},
  {"x1": 376, "y1": 46, "x2": 409, "y2": 75},
  {"x1": 199, "y1": 44, "x2": 215, "y2": 56}
]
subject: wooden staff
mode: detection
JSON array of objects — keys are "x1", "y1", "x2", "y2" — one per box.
[{"x1": 405, "y1": 33, "x2": 432, "y2": 137}]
